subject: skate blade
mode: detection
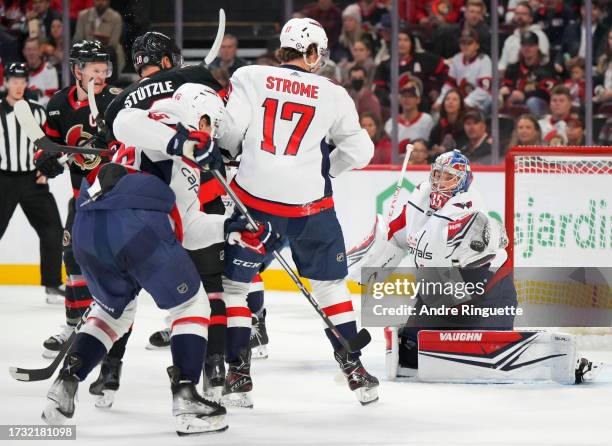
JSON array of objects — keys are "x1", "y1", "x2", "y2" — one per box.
[
  {"x1": 354, "y1": 386, "x2": 379, "y2": 406},
  {"x1": 203, "y1": 386, "x2": 223, "y2": 403},
  {"x1": 145, "y1": 343, "x2": 170, "y2": 351},
  {"x1": 42, "y1": 348, "x2": 59, "y2": 359},
  {"x1": 221, "y1": 392, "x2": 253, "y2": 408},
  {"x1": 176, "y1": 414, "x2": 228, "y2": 436},
  {"x1": 94, "y1": 390, "x2": 116, "y2": 409},
  {"x1": 41, "y1": 402, "x2": 70, "y2": 426},
  {"x1": 251, "y1": 345, "x2": 268, "y2": 359}
]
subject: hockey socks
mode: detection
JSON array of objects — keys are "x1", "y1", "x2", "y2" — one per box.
[
  {"x1": 171, "y1": 334, "x2": 207, "y2": 383},
  {"x1": 62, "y1": 333, "x2": 107, "y2": 381}
]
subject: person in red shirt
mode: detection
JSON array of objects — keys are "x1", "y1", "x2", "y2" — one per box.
[
  {"x1": 300, "y1": 0, "x2": 342, "y2": 47},
  {"x1": 406, "y1": 0, "x2": 464, "y2": 26}
]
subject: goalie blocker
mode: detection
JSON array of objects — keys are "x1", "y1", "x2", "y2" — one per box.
[{"x1": 386, "y1": 329, "x2": 598, "y2": 384}]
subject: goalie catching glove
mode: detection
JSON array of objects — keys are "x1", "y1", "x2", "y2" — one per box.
[
  {"x1": 450, "y1": 211, "x2": 508, "y2": 268},
  {"x1": 166, "y1": 123, "x2": 223, "y2": 171}
]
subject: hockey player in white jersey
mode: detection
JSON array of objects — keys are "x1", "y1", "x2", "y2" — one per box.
[
  {"x1": 217, "y1": 17, "x2": 378, "y2": 406},
  {"x1": 41, "y1": 84, "x2": 246, "y2": 435},
  {"x1": 347, "y1": 150, "x2": 516, "y2": 377}
]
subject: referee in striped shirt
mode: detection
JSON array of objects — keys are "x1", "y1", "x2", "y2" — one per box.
[{"x1": 0, "y1": 62, "x2": 63, "y2": 300}]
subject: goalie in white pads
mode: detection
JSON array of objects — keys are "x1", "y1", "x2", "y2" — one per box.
[
  {"x1": 349, "y1": 150, "x2": 600, "y2": 384},
  {"x1": 349, "y1": 150, "x2": 517, "y2": 375}
]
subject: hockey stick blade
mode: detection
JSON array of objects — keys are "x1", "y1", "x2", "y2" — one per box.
[
  {"x1": 347, "y1": 329, "x2": 372, "y2": 352},
  {"x1": 204, "y1": 9, "x2": 226, "y2": 66},
  {"x1": 14, "y1": 100, "x2": 107, "y2": 156},
  {"x1": 8, "y1": 331, "x2": 76, "y2": 382}
]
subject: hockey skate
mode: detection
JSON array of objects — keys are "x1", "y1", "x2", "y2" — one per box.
[
  {"x1": 42, "y1": 325, "x2": 73, "y2": 359},
  {"x1": 41, "y1": 355, "x2": 79, "y2": 425},
  {"x1": 45, "y1": 285, "x2": 65, "y2": 304},
  {"x1": 168, "y1": 366, "x2": 228, "y2": 436},
  {"x1": 334, "y1": 349, "x2": 379, "y2": 405},
  {"x1": 202, "y1": 353, "x2": 225, "y2": 402},
  {"x1": 146, "y1": 327, "x2": 171, "y2": 350},
  {"x1": 250, "y1": 313, "x2": 269, "y2": 359},
  {"x1": 221, "y1": 348, "x2": 253, "y2": 408},
  {"x1": 575, "y1": 357, "x2": 606, "y2": 383},
  {"x1": 89, "y1": 357, "x2": 122, "y2": 409}
]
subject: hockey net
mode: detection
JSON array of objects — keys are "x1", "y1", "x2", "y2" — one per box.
[{"x1": 505, "y1": 147, "x2": 612, "y2": 349}]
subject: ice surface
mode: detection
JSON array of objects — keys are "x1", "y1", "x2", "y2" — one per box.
[{"x1": 1, "y1": 286, "x2": 611, "y2": 446}]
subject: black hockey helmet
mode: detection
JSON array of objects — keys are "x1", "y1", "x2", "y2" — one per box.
[
  {"x1": 70, "y1": 40, "x2": 112, "y2": 77},
  {"x1": 4, "y1": 62, "x2": 28, "y2": 80},
  {"x1": 131, "y1": 31, "x2": 183, "y2": 75}
]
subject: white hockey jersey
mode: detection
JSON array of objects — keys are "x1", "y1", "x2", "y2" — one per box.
[
  {"x1": 218, "y1": 65, "x2": 373, "y2": 214},
  {"x1": 28, "y1": 61, "x2": 59, "y2": 108},
  {"x1": 384, "y1": 112, "x2": 434, "y2": 148},
  {"x1": 389, "y1": 182, "x2": 491, "y2": 268},
  {"x1": 112, "y1": 99, "x2": 227, "y2": 250},
  {"x1": 538, "y1": 115, "x2": 568, "y2": 146},
  {"x1": 437, "y1": 53, "x2": 492, "y2": 111}
]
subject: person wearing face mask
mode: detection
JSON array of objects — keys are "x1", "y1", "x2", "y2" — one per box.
[{"x1": 347, "y1": 65, "x2": 381, "y2": 121}]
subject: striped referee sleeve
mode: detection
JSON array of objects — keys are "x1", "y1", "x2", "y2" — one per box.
[{"x1": 0, "y1": 100, "x2": 47, "y2": 173}]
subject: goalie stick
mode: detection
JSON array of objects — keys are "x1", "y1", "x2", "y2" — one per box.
[
  {"x1": 208, "y1": 167, "x2": 371, "y2": 353},
  {"x1": 13, "y1": 100, "x2": 108, "y2": 156},
  {"x1": 9, "y1": 308, "x2": 91, "y2": 382}
]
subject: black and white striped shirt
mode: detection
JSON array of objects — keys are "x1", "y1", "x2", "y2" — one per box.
[{"x1": 0, "y1": 99, "x2": 46, "y2": 173}]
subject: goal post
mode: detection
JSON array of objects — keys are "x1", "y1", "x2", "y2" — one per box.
[{"x1": 504, "y1": 146, "x2": 612, "y2": 345}]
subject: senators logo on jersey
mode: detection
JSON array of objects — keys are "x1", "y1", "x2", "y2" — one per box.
[{"x1": 44, "y1": 84, "x2": 120, "y2": 193}]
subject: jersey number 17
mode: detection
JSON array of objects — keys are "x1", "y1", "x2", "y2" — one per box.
[{"x1": 260, "y1": 98, "x2": 315, "y2": 156}]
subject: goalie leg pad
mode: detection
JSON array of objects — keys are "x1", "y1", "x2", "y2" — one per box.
[{"x1": 417, "y1": 330, "x2": 578, "y2": 384}]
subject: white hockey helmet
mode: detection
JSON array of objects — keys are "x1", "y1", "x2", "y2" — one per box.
[
  {"x1": 280, "y1": 17, "x2": 328, "y2": 68},
  {"x1": 171, "y1": 83, "x2": 225, "y2": 135}
]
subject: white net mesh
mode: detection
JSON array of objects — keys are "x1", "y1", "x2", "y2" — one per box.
[{"x1": 510, "y1": 149, "x2": 612, "y2": 348}]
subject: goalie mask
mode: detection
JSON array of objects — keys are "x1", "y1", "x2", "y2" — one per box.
[
  {"x1": 171, "y1": 83, "x2": 225, "y2": 135},
  {"x1": 429, "y1": 150, "x2": 472, "y2": 210}
]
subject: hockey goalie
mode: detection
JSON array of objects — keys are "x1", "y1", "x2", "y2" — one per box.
[{"x1": 348, "y1": 150, "x2": 600, "y2": 385}]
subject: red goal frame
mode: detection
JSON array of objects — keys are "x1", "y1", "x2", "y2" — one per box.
[{"x1": 504, "y1": 146, "x2": 612, "y2": 267}]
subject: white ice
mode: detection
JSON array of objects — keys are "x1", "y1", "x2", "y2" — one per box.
[{"x1": 1, "y1": 286, "x2": 611, "y2": 446}]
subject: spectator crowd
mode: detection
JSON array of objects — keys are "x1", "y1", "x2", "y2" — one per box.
[
  {"x1": 288, "y1": 0, "x2": 612, "y2": 164},
  {"x1": 1, "y1": 0, "x2": 612, "y2": 165}
]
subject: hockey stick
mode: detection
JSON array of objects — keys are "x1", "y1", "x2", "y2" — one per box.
[
  {"x1": 204, "y1": 9, "x2": 226, "y2": 66},
  {"x1": 9, "y1": 307, "x2": 91, "y2": 382},
  {"x1": 386, "y1": 144, "x2": 413, "y2": 224},
  {"x1": 209, "y1": 168, "x2": 371, "y2": 353},
  {"x1": 86, "y1": 78, "x2": 109, "y2": 137},
  {"x1": 346, "y1": 145, "x2": 413, "y2": 270},
  {"x1": 14, "y1": 100, "x2": 108, "y2": 156}
]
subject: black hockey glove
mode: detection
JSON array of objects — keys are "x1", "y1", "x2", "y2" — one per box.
[{"x1": 34, "y1": 150, "x2": 64, "y2": 178}]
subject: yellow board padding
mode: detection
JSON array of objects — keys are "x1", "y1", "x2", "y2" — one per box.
[
  {"x1": 0, "y1": 264, "x2": 362, "y2": 294},
  {"x1": 0, "y1": 264, "x2": 67, "y2": 285}
]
